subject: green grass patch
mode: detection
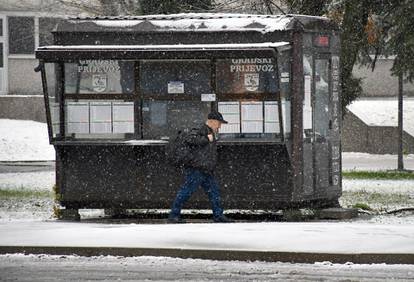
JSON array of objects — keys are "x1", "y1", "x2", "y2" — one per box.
[
  {"x1": 0, "y1": 189, "x2": 53, "y2": 199},
  {"x1": 340, "y1": 190, "x2": 413, "y2": 212},
  {"x1": 343, "y1": 170, "x2": 414, "y2": 180},
  {"x1": 352, "y1": 202, "x2": 372, "y2": 211}
]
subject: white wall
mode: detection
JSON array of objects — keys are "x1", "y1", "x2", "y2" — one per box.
[{"x1": 353, "y1": 58, "x2": 414, "y2": 97}]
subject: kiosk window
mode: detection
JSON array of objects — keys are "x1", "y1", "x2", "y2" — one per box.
[
  {"x1": 65, "y1": 100, "x2": 134, "y2": 137},
  {"x1": 303, "y1": 55, "x2": 313, "y2": 134},
  {"x1": 64, "y1": 60, "x2": 134, "y2": 94},
  {"x1": 44, "y1": 63, "x2": 60, "y2": 138},
  {"x1": 278, "y1": 50, "x2": 291, "y2": 137},
  {"x1": 216, "y1": 58, "x2": 278, "y2": 94},
  {"x1": 140, "y1": 60, "x2": 211, "y2": 96},
  {"x1": 219, "y1": 101, "x2": 280, "y2": 138},
  {"x1": 314, "y1": 59, "x2": 330, "y2": 138},
  {"x1": 142, "y1": 101, "x2": 211, "y2": 139}
]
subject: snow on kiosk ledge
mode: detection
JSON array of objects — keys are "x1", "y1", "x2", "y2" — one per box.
[{"x1": 37, "y1": 42, "x2": 290, "y2": 51}]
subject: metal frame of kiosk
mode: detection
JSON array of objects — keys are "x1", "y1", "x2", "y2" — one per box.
[{"x1": 35, "y1": 14, "x2": 342, "y2": 215}]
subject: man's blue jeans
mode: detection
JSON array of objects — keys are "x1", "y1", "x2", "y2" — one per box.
[{"x1": 170, "y1": 168, "x2": 224, "y2": 219}]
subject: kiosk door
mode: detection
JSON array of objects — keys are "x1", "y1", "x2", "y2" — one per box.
[{"x1": 302, "y1": 54, "x2": 332, "y2": 195}]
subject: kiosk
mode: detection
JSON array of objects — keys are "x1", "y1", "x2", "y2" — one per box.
[{"x1": 35, "y1": 13, "x2": 342, "y2": 217}]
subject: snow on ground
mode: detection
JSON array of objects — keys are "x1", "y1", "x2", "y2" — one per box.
[
  {"x1": 347, "y1": 98, "x2": 414, "y2": 136},
  {"x1": 0, "y1": 119, "x2": 55, "y2": 161}
]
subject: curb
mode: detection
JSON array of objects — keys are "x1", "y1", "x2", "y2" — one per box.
[{"x1": 0, "y1": 246, "x2": 413, "y2": 265}]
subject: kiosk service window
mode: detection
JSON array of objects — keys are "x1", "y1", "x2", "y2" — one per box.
[
  {"x1": 216, "y1": 58, "x2": 281, "y2": 140},
  {"x1": 47, "y1": 56, "x2": 283, "y2": 141},
  {"x1": 63, "y1": 60, "x2": 135, "y2": 138},
  {"x1": 140, "y1": 60, "x2": 212, "y2": 139}
]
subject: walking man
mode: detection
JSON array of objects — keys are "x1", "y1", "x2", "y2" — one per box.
[{"x1": 168, "y1": 111, "x2": 233, "y2": 223}]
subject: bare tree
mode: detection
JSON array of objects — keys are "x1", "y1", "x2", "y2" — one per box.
[
  {"x1": 213, "y1": 0, "x2": 287, "y2": 14},
  {"x1": 53, "y1": 0, "x2": 141, "y2": 16}
]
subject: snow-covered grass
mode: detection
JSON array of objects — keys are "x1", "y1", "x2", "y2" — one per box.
[{"x1": 0, "y1": 119, "x2": 55, "y2": 161}]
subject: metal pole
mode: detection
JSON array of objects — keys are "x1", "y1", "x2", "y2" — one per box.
[{"x1": 398, "y1": 73, "x2": 404, "y2": 171}]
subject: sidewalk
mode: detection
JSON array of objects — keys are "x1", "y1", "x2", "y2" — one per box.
[{"x1": 1, "y1": 221, "x2": 413, "y2": 264}]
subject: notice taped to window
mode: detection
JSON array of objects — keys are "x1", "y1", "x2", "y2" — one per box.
[{"x1": 168, "y1": 81, "x2": 184, "y2": 94}]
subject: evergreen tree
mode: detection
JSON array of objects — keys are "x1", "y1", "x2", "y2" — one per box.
[{"x1": 280, "y1": 0, "x2": 413, "y2": 113}]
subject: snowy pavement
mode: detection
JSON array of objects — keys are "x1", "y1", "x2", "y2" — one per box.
[
  {"x1": 1, "y1": 253, "x2": 414, "y2": 281},
  {"x1": 0, "y1": 221, "x2": 413, "y2": 264}
]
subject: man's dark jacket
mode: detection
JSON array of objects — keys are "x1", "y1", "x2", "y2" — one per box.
[{"x1": 184, "y1": 124, "x2": 217, "y2": 174}]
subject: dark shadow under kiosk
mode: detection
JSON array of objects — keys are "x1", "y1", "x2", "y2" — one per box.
[{"x1": 35, "y1": 14, "x2": 342, "y2": 220}]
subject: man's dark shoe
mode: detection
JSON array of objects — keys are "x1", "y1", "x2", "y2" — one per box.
[
  {"x1": 213, "y1": 215, "x2": 234, "y2": 223},
  {"x1": 167, "y1": 216, "x2": 186, "y2": 224}
]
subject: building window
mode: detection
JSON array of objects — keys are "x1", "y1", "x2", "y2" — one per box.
[
  {"x1": 8, "y1": 17, "x2": 35, "y2": 55},
  {"x1": 0, "y1": 43, "x2": 3, "y2": 68}
]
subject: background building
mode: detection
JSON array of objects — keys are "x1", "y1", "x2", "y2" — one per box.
[
  {"x1": 342, "y1": 60, "x2": 414, "y2": 154},
  {"x1": 0, "y1": 0, "x2": 86, "y2": 121}
]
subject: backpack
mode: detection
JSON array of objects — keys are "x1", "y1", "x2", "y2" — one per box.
[{"x1": 166, "y1": 130, "x2": 193, "y2": 168}]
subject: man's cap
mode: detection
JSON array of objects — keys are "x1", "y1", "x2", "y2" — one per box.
[{"x1": 208, "y1": 111, "x2": 228, "y2": 124}]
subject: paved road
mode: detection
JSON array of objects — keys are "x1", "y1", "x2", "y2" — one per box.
[{"x1": 1, "y1": 254, "x2": 413, "y2": 281}]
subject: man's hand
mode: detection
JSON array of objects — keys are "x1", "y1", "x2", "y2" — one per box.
[{"x1": 207, "y1": 134, "x2": 214, "y2": 142}]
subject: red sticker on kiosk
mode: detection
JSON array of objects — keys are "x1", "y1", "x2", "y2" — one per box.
[{"x1": 314, "y1": 35, "x2": 329, "y2": 47}]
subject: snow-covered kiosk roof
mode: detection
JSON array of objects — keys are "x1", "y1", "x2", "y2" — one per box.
[
  {"x1": 39, "y1": 13, "x2": 338, "y2": 58},
  {"x1": 58, "y1": 13, "x2": 336, "y2": 34}
]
